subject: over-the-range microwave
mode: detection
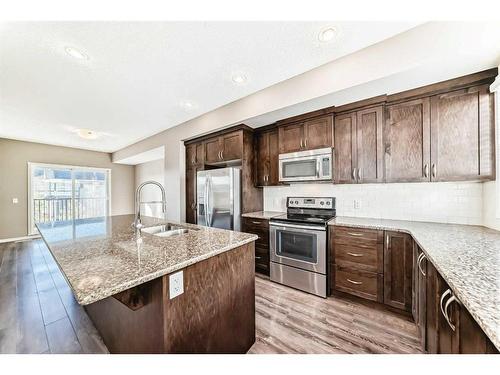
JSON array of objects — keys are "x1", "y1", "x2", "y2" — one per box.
[{"x1": 278, "y1": 147, "x2": 332, "y2": 183}]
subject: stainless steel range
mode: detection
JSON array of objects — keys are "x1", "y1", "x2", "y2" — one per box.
[{"x1": 269, "y1": 197, "x2": 335, "y2": 298}]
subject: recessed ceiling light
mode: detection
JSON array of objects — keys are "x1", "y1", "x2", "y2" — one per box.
[
  {"x1": 318, "y1": 27, "x2": 339, "y2": 43},
  {"x1": 231, "y1": 74, "x2": 247, "y2": 85},
  {"x1": 64, "y1": 46, "x2": 89, "y2": 60},
  {"x1": 180, "y1": 101, "x2": 195, "y2": 110},
  {"x1": 76, "y1": 129, "x2": 98, "y2": 140}
]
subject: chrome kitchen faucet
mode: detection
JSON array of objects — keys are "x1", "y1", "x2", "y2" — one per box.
[{"x1": 133, "y1": 181, "x2": 167, "y2": 231}]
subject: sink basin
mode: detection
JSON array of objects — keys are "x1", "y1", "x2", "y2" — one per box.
[{"x1": 141, "y1": 224, "x2": 196, "y2": 238}]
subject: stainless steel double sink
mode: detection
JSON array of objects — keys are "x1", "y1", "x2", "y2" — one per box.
[{"x1": 140, "y1": 223, "x2": 198, "y2": 238}]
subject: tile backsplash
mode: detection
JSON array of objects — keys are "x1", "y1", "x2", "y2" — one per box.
[{"x1": 263, "y1": 182, "x2": 483, "y2": 225}]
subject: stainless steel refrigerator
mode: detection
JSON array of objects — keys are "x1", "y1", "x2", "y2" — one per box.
[{"x1": 196, "y1": 167, "x2": 241, "y2": 231}]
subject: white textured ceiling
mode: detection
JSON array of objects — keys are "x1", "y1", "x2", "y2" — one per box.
[{"x1": 0, "y1": 21, "x2": 421, "y2": 152}]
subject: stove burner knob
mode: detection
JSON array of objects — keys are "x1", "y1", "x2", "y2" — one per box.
[
  {"x1": 326, "y1": 201, "x2": 331, "y2": 205},
  {"x1": 295, "y1": 200, "x2": 298, "y2": 204},
  {"x1": 320, "y1": 201, "x2": 324, "y2": 205}
]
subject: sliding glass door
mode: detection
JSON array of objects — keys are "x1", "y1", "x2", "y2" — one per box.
[{"x1": 29, "y1": 163, "x2": 110, "y2": 234}]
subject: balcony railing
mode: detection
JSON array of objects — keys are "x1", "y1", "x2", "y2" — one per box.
[{"x1": 33, "y1": 197, "x2": 107, "y2": 223}]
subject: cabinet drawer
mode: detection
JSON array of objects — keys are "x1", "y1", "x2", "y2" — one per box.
[
  {"x1": 334, "y1": 226, "x2": 382, "y2": 247},
  {"x1": 334, "y1": 266, "x2": 383, "y2": 302},
  {"x1": 335, "y1": 243, "x2": 382, "y2": 273},
  {"x1": 242, "y1": 217, "x2": 269, "y2": 229},
  {"x1": 255, "y1": 244, "x2": 269, "y2": 256}
]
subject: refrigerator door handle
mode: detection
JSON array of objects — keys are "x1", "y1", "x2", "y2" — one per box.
[
  {"x1": 207, "y1": 175, "x2": 212, "y2": 227},
  {"x1": 204, "y1": 176, "x2": 209, "y2": 226}
]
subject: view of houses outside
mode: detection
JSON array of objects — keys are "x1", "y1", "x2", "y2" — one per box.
[{"x1": 31, "y1": 165, "x2": 109, "y2": 230}]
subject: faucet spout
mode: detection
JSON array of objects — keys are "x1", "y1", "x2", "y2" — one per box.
[{"x1": 133, "y1": 181, "x2": 167, "y2": 232}]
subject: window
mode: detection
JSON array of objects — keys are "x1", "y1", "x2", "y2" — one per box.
[{"x1": 28, "y1": 163, "x2": 111, "y2": 235}]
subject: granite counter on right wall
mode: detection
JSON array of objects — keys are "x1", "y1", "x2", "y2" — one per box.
[{"x1": 328, "y1": 216, "x2": 500, "y2": 351}]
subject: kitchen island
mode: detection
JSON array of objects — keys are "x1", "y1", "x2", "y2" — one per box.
[{"x1": 36, "y1": 214, "x2": 258, "y2": 354}]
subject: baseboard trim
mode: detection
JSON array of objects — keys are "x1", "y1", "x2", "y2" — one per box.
[{"x1": 0, "y1": 235, "x2": 41, "y2": 244}]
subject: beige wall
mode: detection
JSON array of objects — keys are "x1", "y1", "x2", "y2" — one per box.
[
  {"x1": 134, "y1": 158, "x2": 165, "y2": 219},
  {"x1": 0, "y1": 138, "x2": 135, "y2": 240}
]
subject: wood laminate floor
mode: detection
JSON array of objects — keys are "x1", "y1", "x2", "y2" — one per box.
[{"x1": 0, "y1": 239, "x2": 422, "y2": 354}]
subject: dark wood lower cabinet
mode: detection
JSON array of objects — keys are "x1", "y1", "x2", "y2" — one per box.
[
  {"x1": 85, "y1": 243, "x2": 255, "y2": 353},
  {"x1": 185, "y1": 166, "x2": 200, "y2": 224},
  {"x1": 241, "y1": 217, "x2": 270, "y2": 275},
  {"x1": 425, "y1": 260, "x2": 498, "y2": 354},
  {"x1": 384, "y1": 231, "x2": 413, "y2": 312}
]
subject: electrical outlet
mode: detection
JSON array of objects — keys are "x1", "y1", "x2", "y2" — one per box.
[
  {"x1": 169, "y1": 271, "x2": 184, "y2": 299},
  {"x1": 354, "y1": 199, "x2": 361, "y2": 209},
  {"x1": 12, "y1": 198, "x2": 18, "y2": 204}
]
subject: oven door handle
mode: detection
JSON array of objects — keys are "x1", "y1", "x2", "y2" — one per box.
[{"x1": 270, "y1": 222, "x2": 326, "y2": 231}]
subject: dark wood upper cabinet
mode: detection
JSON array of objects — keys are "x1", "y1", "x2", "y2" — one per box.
[
  {"x1": 255, "y1": 129, "x2": 279, "y2": 187},
  {"x1": 303, "y1": 116, "x2": 333, "y2": 150},
  {"x1": 279, "y1": 115, "x2": 333, "y2": 154},
  {"x1": 430, "y1": 84, "x2": 495, "y2": 181},
  {"x1": 334, "y1": 106, "x2": 383, "y2": 184},
  {"x1": 204, "y1": 130, "x2": 243, "y2": 164},
  {"x1": 356, "y1": 107, "x2": 384, "y2": 183},
  {"x1": 186, "y1": 142, "x2": 204, "y2": 168},
  {"x1": 221, "y1": 131, "x2": 243, "y2": 161},
  {"x1": 204, "y1": 136, "x2": 222, "y2": 164},
  {"x1": 334, "y1": 112, "x2": 356, "y2": 184},
  {"x1": 383, "y1": 231, "x2": 413, "y2": 312},
  {"x1": 279, "y1": 122, "x2": 303, "y2": 153},
  {"x1": 384, "y1": 98, "x2": 431, "y2": 182}
]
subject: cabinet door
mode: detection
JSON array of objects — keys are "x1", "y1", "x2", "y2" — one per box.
[
  {"x1": 303, "y1": 115, "x2": 333, "y2": 150},
  {"x1": 255, "y1": 132, "x2": 269, "y2": 186},
  {"x1": 279, "y1": 123, "x2": 304, "y2": 154},
  {"x1": 204, "y1": 137, "x2": 221, "y2": 164},
  {"x1": 195, "y1": 142, "x2": 204, "y2": 166},
  {"x1": 430, "y1": 85, "x2": 494, "y2": 181},
  {"x1": 185, "y1": 167, "x2": 198, "y2": 224},
  {"x1": 383, "y1": 231, "x2": 413, "y2": 312},
  {"x1": 268, "y1": 129, "x2": 279, "y2": 185},
  {"x1": 221, "y1": 131, "x2": 243, "y2": 161},
  {"x1": 334, "y1": 112, "x2": 357, "y2": 184},
  {"x1": 384, "y1": 98, "x2": 431, "y2": 182},
  {"x1": 356, "y1": 106, "x2": 384, "y2": 183},
  {"x1": 186, "y1": 144, "x2": 197, "y2": 168},
  {"x1": 425, "y1": 259, "x2": 439, "y2": 354},
  {"x1": 416, "y1": 246, "x2": 427, "y2": 351}
]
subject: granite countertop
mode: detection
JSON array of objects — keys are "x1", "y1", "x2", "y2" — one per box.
[
  {"x1": 329, "y1": 216, "x2": 500, "y2": 350},
  {"x1": 36, "y1": 215, "x2": 257, "y2": 306},
  {"x1": 241, "y1": 211, "x2": 285, "y2": 220}
]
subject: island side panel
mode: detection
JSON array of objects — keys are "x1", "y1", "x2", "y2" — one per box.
[
  {"x1": 84, "y1": 278, "x2": 164, "y2": 354},
  {"x1": 162, "y1": 242, "x2": 256, "y2": 353}
]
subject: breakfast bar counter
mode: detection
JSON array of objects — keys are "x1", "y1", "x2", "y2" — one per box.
[{"x1": 36, "y1": 214, "x2": 257, "y2": 353}]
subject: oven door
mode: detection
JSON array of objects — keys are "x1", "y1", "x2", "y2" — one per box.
[{"x1": 270, "y1": 222, "x2": 326, "y2": 274}]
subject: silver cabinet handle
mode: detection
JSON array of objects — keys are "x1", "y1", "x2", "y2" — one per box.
[
  {"x1": 347, "y1": 252, "x2": 364, "y2": 257},
  {"x1": 221, "y1": 150, "x2": 224, "y2": 160},
  {"x1": 255, "y1": 256, "x2": 262, "y2": 260},
  {"x1": 352, "y1": 168, "x2": 357, "y2": 180},
  {"x1": 347, "y1": 278, "x2": 363, "y2": 285},
  {"x1": 300, "y1": 139, "x2": 304, "y2": 148},
  {"x1": 440, "y1": 289, "x2": 452, "y2": 328},
  {"x1": 431, "y1": 163, "x2": 437, "y2": 178},
  {"x1": 424, "y1": 164, "x2": 429, "y2": 178},
  {"x1": 444, "y1": 295, "x2": 458, "y2": 331},
  {"x1": 417, "y1": 253, "x2": 427, "y2": 276},
  {"x1": 252, "y1": 221, "x2": 262, "y2": 225},
  {"x1": 347, "y1": 232, "x2": 364, "y2": 237},
  {"x1": 357, "y1": 168, "x2": 362, "y2": 181},
  {"x1": 304, "y1": 138, "x2": 308, "y2": 148}
]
